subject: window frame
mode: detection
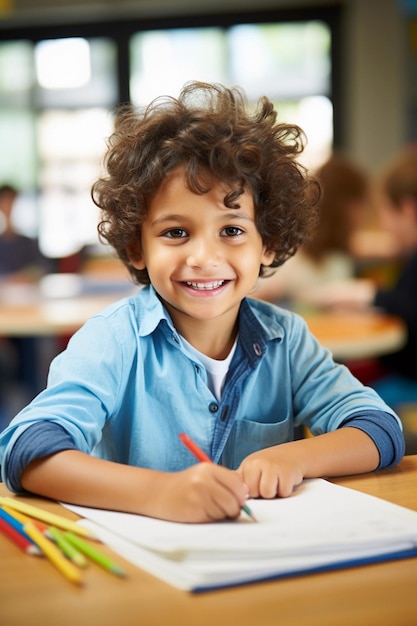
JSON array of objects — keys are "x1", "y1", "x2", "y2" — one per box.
[
  {"x1": 0, "y1": 6, "x2": 343, "y2": 257},
  {"x1": 0, "y1": 6, "x2": 343, "y2": 146}
]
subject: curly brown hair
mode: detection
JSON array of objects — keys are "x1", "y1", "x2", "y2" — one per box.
[{"x1": 92, "y1": 81, "x2": 320, "y2": 285}]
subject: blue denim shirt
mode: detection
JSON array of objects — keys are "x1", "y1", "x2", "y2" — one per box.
[{"x1": 0, "y1": 285, "x2": 402, "y2": 489}]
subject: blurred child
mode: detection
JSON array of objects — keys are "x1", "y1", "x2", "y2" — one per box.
[
  {"x1": 253, "y1": 154, "x2": 374, "y2": 306},
  {"x1": 0, "y1": 184, "x2": 51, "y2": 280},
  {"x1": 0, "y1": 185, "x2": 53, "y2": 426},
  {"x1": 302, "y1": 145, "x2": 417, "y2": 409},
  {"x1": 0, "y1": 82, "x2": 404, "y2": 523}
]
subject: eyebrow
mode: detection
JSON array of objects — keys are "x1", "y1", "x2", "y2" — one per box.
[
  {"x1": 150, "y1": 211, "x2": 255, "y2": 226},
  {"x1": 150, "y1": 214, "x2": 185, "y2": 226}
]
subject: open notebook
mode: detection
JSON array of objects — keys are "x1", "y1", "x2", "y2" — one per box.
[{"x1": 64, "y1": 478, "x2": 417, "y2": 592}]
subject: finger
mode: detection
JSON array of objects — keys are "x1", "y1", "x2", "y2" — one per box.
[
  {"x1": 258, "y1": 467, "x2": 279, "y2": 499},
  {"x1": 205, "y1": 492, "x2": 242, "y2": 521},
  {"x1": 236, "y1": 463, "x2": 263, "y2": 499},
  {"x1": 209, "y1": 470, "x2": 248, "y2": 519},
  {"x1": 188, "y1": 465, "x2": 246, "y2": 521}
]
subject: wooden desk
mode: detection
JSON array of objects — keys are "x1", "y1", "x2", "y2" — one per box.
[
  {"x1": 302, "y1": 309, "x2": 406, "y2": 361},
  {"x1": 0, "y1": 275, "x2": 136, "y2": 337},
  {"x1": 0, "y1": 278, "x2": 406, "y2": 362},
  {"x1": 0, "y1": 295, "x2": 126, "y2": 337},
  {"x1": 1, "y1": 456, "x2": 417, "y2": 626}
]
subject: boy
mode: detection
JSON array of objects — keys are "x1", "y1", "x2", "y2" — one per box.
[{"x1": 0, "y1": 82, "x2": 404, "y2": 523}]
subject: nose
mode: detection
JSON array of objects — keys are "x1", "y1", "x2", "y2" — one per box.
[{"x1": 185, "y1": 236, "x2": 221, "y2": 269}]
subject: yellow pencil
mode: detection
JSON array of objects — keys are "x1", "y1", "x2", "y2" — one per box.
[
  {"x1": 1, "y1": 504, "x2": 50, "y2": 533},
  {"x1": 0, "y1": 497, "x2": 96, "y2": 539},
  {"x1": 24, "y1": 523, "x2": 84, "y2": 586}
]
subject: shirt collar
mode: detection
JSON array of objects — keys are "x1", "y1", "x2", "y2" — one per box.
[
  {"x1": 132, "y1": 285, "x2": 285, "y2": 354},
  {"x1": 238, "y1": 297, "x2": 285, "y2": 365},
  {"x1": 132, "y1": 285, "x2": 175, "y2": 337}
]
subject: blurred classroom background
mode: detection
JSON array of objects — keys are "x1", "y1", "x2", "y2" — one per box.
[{"x1": 1, "y1": 0, "x2": 417, "y2": 450}]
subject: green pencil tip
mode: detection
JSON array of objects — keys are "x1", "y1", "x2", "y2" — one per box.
[
  {"x1": 112, "y1": 565, "x2": 127, "y2": 577},
  {"x1": 242, "y1": 503, "x2": 257, "y2": 522}
]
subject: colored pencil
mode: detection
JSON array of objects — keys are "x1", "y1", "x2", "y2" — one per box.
[
  {"x1": 0, "y1": 507, "x2": 41, "y2": 552},
  {"x1": 24, "y1": 522, "x2": 84, "y2": 586},
  {"x1": 0, "y1": 496, "x2": 96, "y2": 539},
  {"x1": 48, "y1": 526, "x2": 88, "y2": 568},
  {"x1": 179, "y1": 432, "x2": 257, "y2": 522},
  {"x1": 64, "y1": 531, "x2": 126, "y2": 577},
  {"x1": 0, "y1": 517, "x2": 41, "y2": 555},
  {"x1": 1, "y1": 504, "x2": 49, "y2": 533}
]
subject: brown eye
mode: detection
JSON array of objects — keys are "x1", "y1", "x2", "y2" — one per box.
[
  {"x1": 222, "y1": 226, "x2": 244, "y2": 237},
  {"x1": 163, "y1": 228, "x2": 187, "y2": 238}
]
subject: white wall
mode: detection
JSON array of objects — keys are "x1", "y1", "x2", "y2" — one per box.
[{"x1": 343, "y1": 0, "x2": 408, "y2": 172}]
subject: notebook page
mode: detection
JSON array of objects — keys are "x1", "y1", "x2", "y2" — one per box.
[{"x1": 64, "y1": 478, "x2": 417, "y2": 557}]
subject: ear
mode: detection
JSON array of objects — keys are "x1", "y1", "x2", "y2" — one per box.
[
  {"x1": 127, "y1": 243, "x2": 146, "y2": 270},
  {"x1": 261, "y1": 248, "x2": 276, "y2": 267}
]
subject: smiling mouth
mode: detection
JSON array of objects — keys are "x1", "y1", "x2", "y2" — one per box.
[{"x1": 185, "y1": 280, "x2": 227, "y2": 290}]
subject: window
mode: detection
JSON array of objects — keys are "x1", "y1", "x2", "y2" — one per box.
[
  {"x1": 130, "y1": 21, "x2": 332, "y2": 168},
  {"x1": 0, "y1": 13, "x2": 335, "y2": 259},
  {"x1": 0, "y1": 37, "x2": 116, "y2": 255},
  {"x1": 130, "y1": 28, "x2": 228, "y2": 105}
]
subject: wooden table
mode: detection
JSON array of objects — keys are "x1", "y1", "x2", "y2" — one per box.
[
  {"x1": 0, "y1": 274, "x2": 136, "y2": 337},
  {"x1": 302, "y1": 309, "x2": 406, "y2": 361},
  {"x1": 0, "y1": 294, "x2": 126, "y2": 336},
  {"x1": 1, "y1": 456, "x2": 417, "y2": 626},
  {"x1": 0, "y1": 277, "x2": 406, "y2": 361}
]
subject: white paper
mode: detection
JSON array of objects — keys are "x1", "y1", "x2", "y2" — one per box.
[{"x1": 64, "y1": 478, "x2": 417, "y2": 591}]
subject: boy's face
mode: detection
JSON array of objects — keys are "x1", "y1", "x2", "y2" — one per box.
[{"x1": 129, "y1": 167, "x2": 274, "y2": 334}]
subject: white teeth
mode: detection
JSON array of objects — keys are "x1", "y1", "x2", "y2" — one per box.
[{"x1": 186, "y1": 280, "x2": 225, "y2": 290}]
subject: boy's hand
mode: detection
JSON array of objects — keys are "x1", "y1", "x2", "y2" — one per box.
[
  {"x1": 152, "y1": 463, "x2": 249, "y2": 523},
  {"x1": 237, "y1": 444, "x2": 304, "y2": 499}
]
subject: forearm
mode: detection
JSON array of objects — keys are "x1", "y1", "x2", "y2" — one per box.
[
  {"x1": 21, "y1": 450, "x2": 172, "y2": 516},
  {"x1": 21, "y1": 449, "x2": 249, "y2": 523},
  {"x1": 285, "y1": 427, "x2": 380, "y2": 478}
]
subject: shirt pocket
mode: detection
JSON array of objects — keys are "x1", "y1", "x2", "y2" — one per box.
[{"x1": 220, "y1": 415, "x2": 292, "y2": 469}]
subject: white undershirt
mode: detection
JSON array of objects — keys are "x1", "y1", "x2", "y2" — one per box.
[{"x1": 180, "y1": 336, "x2": 238, "y2": 401}]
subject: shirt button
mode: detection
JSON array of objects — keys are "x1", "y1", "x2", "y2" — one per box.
[
  {"x1": 253, "y1": 342, "x2": 262, "y2": 356},
  {"x1": 209, "y1": 402, "x2": 219, "y2": 413},
  {"x1": 220, "y1": 407, "x2": 229, "y2": 422}
]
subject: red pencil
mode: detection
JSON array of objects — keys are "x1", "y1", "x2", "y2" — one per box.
[
  {"x1": 179, "y1": 432, "x2": 212, "y2": 462},
  {"x1": 178, "y1": 432, "x2": 257, "y2": 522},
  {"x1": 0, "y1": 516, "x2": 41, "y2": 555}
]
